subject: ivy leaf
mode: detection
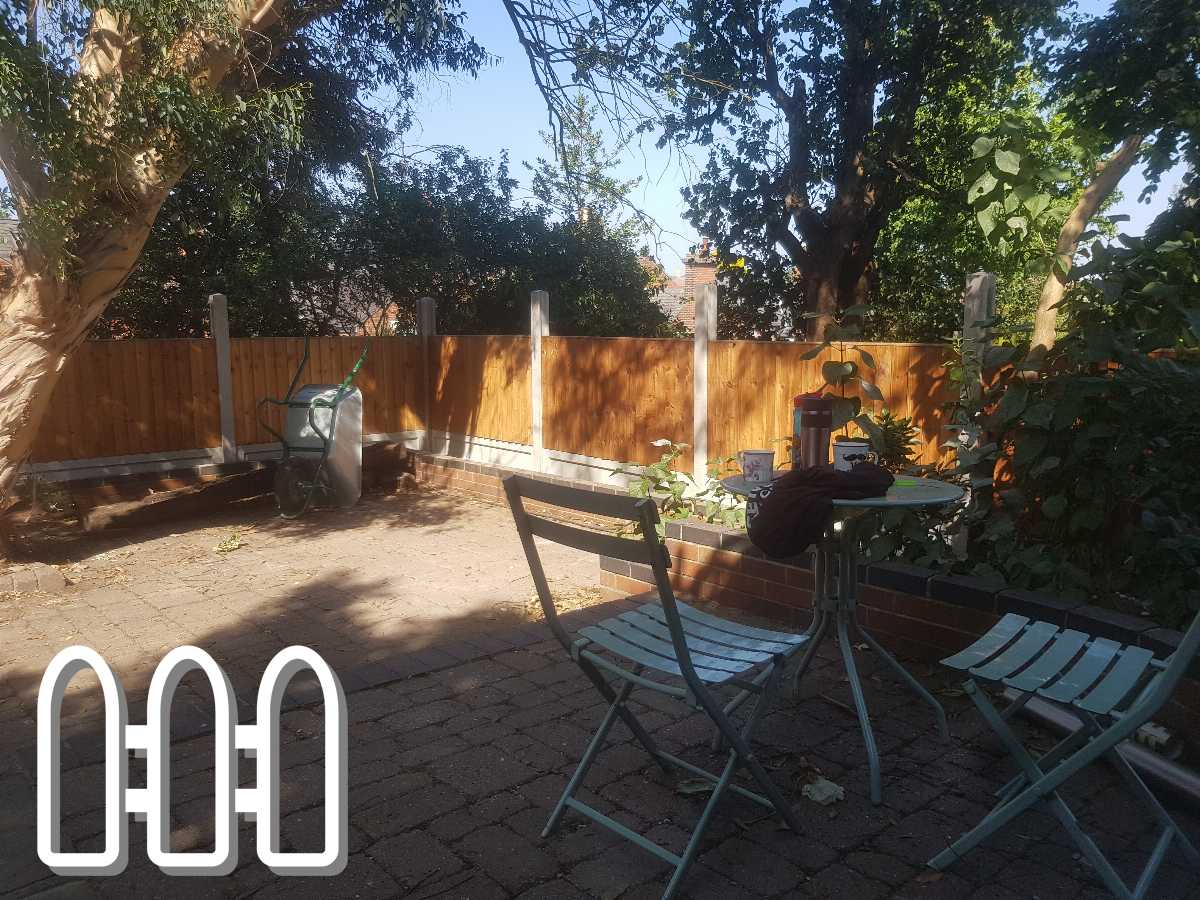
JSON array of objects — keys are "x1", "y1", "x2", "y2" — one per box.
[
  {"x1": 994, "y1": 148, "x2": 1022, "y2": 175},
  {"x1": 1042, "y1": 495, "x2": 1068, "y2": 520}
]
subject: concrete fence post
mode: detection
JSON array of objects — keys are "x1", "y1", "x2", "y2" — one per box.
[
  {"x1": 207, "y1": 293, "x2": 237, "y2": 463},
  {"x1": 692, "y1": 283, "x2": 718, "y2": 479},
  {"x1": 530, "y1": 290, "x2": 549, "y2": 473},
  {"x1": 417, "y1": 296, "x2": 436, "y2": 452},
  {"x1": 962, "y1": 271, "x2": 996, "y2": 408}
]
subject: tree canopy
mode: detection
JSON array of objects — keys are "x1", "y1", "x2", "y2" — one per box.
[{"x1": 507, "y1": 0, "x2": 1065, "y2": 337}]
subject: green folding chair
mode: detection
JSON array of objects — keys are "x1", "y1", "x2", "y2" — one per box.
[
  {"x1": 504, "y1": 474, "x2": 809, "y2": 900},
  {"x1": 928, "y1": 609, "x2": 1200, "y2": 899}
]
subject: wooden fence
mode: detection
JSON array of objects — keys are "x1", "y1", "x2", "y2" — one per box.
[
  {"x1": 708, "y1": 341, "x2": 953, "y2": 467},
  {"x1": 543, "y1": 337, "x2": 695, "y2": 469},
  {"x1": 28, "y1": 330, "x2": 953, "y2": 476},
  {"x1": 31, "y1": 340, "x2": 221, "y2": 463},
  {"x1": 231, "y1": 336, "x2": 423, "y2": 445}
]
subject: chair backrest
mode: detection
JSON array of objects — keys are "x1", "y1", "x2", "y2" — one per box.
[{"x1": 503, "y1": 474, "x2": 693, "y2": 663}]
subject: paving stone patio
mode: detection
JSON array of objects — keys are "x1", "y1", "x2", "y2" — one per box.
[{"x1": 2, "y1": 488, "x2": 1198, "y2": 898}]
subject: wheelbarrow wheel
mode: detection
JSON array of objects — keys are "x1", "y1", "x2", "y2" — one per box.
[{"x1": 274, "y1": 457, "x2": 314, "y2": 519}]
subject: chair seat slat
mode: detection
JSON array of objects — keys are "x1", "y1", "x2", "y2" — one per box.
[
  {"x1": 1037, "y1": 637, "x2": 1122, "y2": 703},
  {"x1": 1076, "y1": 646, "x2": 1157, "y2": 715},
  {"x1": 617, "y1": 611, "x2": 776, "y2": 663},
  {"x1": 577, "y1": 627, "x2": 734, "y2": 684},
  {"x1": 1003, "y1": 630, "x2": 1090, "y2": 693},
  {"x1": 648, "y1": 600, "x2": 807, "y2": 645},
  {"x1": 638, "y1": 604, "x2": 799, "y2": 655},
  {"x1": 941, "y1": 614, "x2": 1028, "y2": 671},
  {"x1": 970, "y1": 621, "x2": 1060, "y2": 681},
  {"x1": 596, "y1": 618, "x2": 756, "y2": 675}
]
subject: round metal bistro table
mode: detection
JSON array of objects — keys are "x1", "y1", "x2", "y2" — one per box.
[{"x1": 721, "y1": 472, "x2": 965, "y2": 804}]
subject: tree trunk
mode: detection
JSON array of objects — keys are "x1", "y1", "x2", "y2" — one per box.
[
  {"x1": 0, "y1": 211, "x2": 166, "y2": 509},
  {"x1": 0, "y1": 274, "x2": 75, "y2": 501},
  {"x1": 1029, "y1": 135, "x2": 1144, "y2": 359}
]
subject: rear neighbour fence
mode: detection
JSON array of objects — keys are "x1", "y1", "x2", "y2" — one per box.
[{"x1": 25, "y1": 285, "x2": 972, "y2": 484}]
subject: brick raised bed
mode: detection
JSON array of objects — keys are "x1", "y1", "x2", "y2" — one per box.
[{"x1": 413, "y1": 451, "x2": 1200, "y2": 746}]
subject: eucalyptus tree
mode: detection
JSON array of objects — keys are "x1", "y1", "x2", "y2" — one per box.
[
  {"x1": 0, "y1": 0, "x2": 483, "y2": 503},
  {"x1": 505, "y1": 0, "x2": 1064, "y2": 337}
]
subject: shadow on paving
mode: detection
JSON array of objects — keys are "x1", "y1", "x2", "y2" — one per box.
[
  {"x1": 7, "y1": 486, "x2": 475, "y2": 569},
  {"x1": 2, "y1": 493, "x2": 1200, "y2": 899}
]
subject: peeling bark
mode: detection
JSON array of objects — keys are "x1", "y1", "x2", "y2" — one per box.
[
  {"x1": 1029, "y1": 135, "x2": 1144, "y2": 360},
  {"x1": 0, "y1": 210, "x2": 167, "y2": 505}
]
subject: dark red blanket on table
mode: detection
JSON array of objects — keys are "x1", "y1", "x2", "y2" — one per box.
[{"x1": 747, "y1": 463, "x2": 893, "y2": 559}]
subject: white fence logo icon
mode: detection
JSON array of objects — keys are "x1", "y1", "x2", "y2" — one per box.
[{"x1": 37, "y1": 644, "x2": 347, "y2": 877}]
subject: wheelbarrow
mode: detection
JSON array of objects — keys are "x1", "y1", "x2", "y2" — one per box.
[{"x1": 257, "y1": 337, "x2": 369, "y2": 518}]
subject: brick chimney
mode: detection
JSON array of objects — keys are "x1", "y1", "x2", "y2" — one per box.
[{"x1": 683, "y1": 236, "x2": 718, "y2": 296}]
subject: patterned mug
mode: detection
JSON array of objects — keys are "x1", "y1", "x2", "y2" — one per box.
[
  {"x1": 738, "y1": 449, "x2": 775, "y2": 484},
  {"x1": 832, "y1": 439, "x2": 877, "y2": 472}
]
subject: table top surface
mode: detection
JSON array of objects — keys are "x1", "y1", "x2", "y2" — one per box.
[{"x1": 721, "y1": 471, "x2": 965, "y2": 508}]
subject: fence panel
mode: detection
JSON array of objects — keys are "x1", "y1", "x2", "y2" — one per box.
[
  {"x1": 231, "y1": 336, "x2": 422, "y2": 445},
  {"x1": 430, "y1": 335, "x2": 532, "y2": 446},
  {"x1": 543, "y1": 337, "x2": 694, "y2": 469},
  {"x1": 708, "y1": 341, "x2": 953, "y2": 468},
  {"x1": 30, "y1": 340, "x2": 221, "y2": 463}
]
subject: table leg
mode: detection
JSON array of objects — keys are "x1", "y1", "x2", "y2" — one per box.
[
  {"x1": 851, "y1": 620, "x2": 949, "y2": 740},
  {"x1": 835, "y1": 606, "x2": 883, "y2": 805},
  {"x1": 789, "y1": 541, "x2": 834, "y2": 697},
  {"x1": 788, "y1": 609, "x2": 828, "y2": 698}
]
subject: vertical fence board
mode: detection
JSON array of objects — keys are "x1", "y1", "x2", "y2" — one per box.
[{"x1": 542, "y1": 337, "x2": 693, "y2": 469}]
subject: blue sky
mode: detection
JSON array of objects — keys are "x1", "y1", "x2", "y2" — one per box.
[{"x1": 399, "y1": 0, "x2": 1185, "y2": 275}]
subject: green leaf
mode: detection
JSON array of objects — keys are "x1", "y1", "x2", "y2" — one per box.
[
  {"x1": 829, "y1": 396, "x2": 861, "y2": 430},
  {"x1": 1006, "y1": 215, "x2": 1028, "y2": 238},
  {"x1": 994, "y1": 149, "x2": 1021, "y2": 175},
  {"x1": 855, "y1": 347, "x2": 876, "y2": 370},
  {"x1": 858, "y1": 378, "x2": 884, "y2": 402},
  {"x1": 968, "y1": 171, "x2": 998, "y2": 203},
  {"x1": 822, "y1": 360, "x2": 856, "y2": 385},
  {"x1": 1040, "y1": 167, "x2": 1072, "y2": 182},
  {"x1": 970, "y1": 136, "x2": 995, "y2": 158},
  {"x1": 987, "y1": 378, "x2": 1028, "y2": 427},
  {"x1": 799, "y1": 343, "x2": 828, "y2": 360},
  {"x1": 1042, "y1": 495, "x2": 1068, "y2": 520},
  {"x1": 1022, "y1": 402, "x2": 1054, "y2": 428},
  {"x1": 868, "y1": 532, "x2": 897, "y2": 561},
  {"x1": 1013, "y1": 429, "x2": 1048, "y2": 466},
  {"x1": 1029, "y1": 455, "x2": 1060, "y2": 478},
  {"x1": 976, "y1": 203, "x2": 1000, "y2": 238},
  {"x1": 1069, "y1": 505, "x2": 1105, "y2": 534},
  {"x1": 842, "y1": 304, "x2": 870, "y2": 317}
]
